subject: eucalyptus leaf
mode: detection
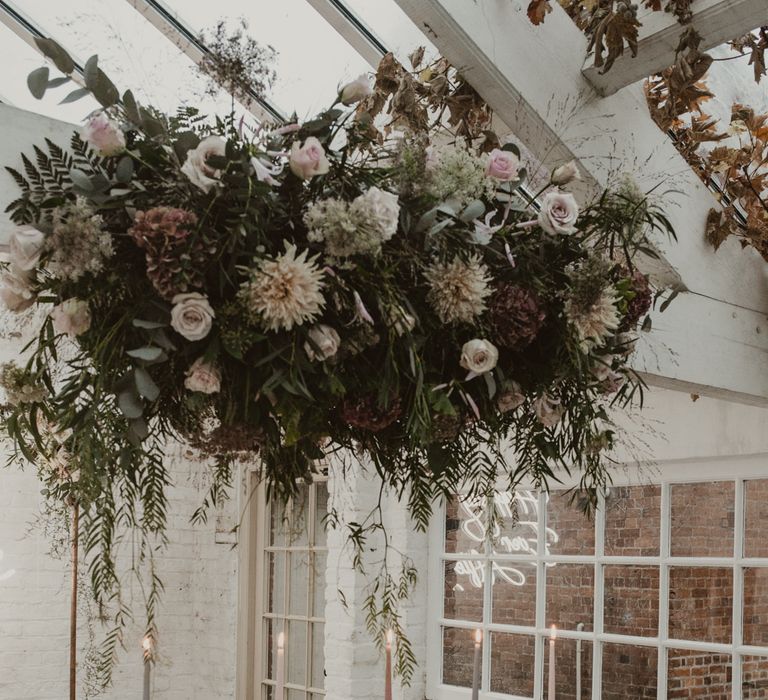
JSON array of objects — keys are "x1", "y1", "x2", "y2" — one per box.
[
  {"x1": 132, "y1": 318, "x2": 166, "y2": 330},
  {"x1": 122, "y1": 90, "x2": 141, "y2": 124},
  {"x1": 47, "y1": 76, "x2": 71, "y2": 89},
  {"x1": 134, "y1": 367, "x2": 160, "y2": 402},
  {"x1": 69, "y1": 169, "x2": 94, "y2": 191},
  {"x1": 27, "y1": 67, "x2": 50, "y2": 99},
  {"x1": 59, "y1": 88, "x2": 90, "y2": 105},
  {"x1": 502, "y1": 142, "x2": 521, "y2": 157},
  {"x1": 128, "y1": 418, "x2": 149, "y2": 441},
  {"x1": 459, "y1": 199, "x2": 486, "y2": 223},
  {"x1": 34, "y1": 37, "x2": 75, "y2": 74},
  {"x1": 118, "y1": 389, "x2": 143, "y2": 419},
  {"x1": 126, "y1": 346, "x2": 164, "y2": 362},
  {"x1": 115, "y1": 156, "x2": 134, "y2": 183}
]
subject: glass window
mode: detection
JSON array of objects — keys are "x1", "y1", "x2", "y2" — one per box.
[
  {"x1": 434, "y1": 473, "x2": 768, "y2": 699},
  {"x1": 263, "y1": 481, "x2": 327, "y2": 699},
  {"x1": 158, "y1": 0, "x2": 371, "y2": 118}
]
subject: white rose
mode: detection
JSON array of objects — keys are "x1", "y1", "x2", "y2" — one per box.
[
  {"x1": 340, "y1": 74, "x2": 372, "y2": 105},
  {"x1": 551, "y1": 160, "x2": 581, "y2": 186},
  {"x1": 304, "y1": 324, "x2": 340, "y2": 361},
  {"x1": 9, "y1": 226, "x2": 45, "y2": 271},
  {"x1": 82, "y1": 112, "x2": 126, "y2": 157},
  {"x1": 289, "y1": 137, "x2": 330, "y2": 180},
  {"x1": 170, "y1": 292, "x2": 215, "y2": 341},
  {"x1": 0, "y1": 266, "x2": 35, "y2": 312},
  {"x1": 533, "y1": 393, "x2": 564, "y2": 427},
  {"x1": 497, "y1": 382, "x2": 525, "y2": 412},
  {"x1": 460, "y1": 339, "x2": 499, "y2": 374},
  {"x1": 538, "y1": 192, "x2": 579, "y2": 235},
  {"x1": 181, "y1": 135, "x2": 226, "y2": 193},
  {"x1": 184, "y1": 357, "x2": 221, "y2": 394},
  {"x1": 51, "y1": 298, "x2": 91, "y2": 337},
  {"x1": 354, "y1": 187, "x2": 400, "y2": 241}
]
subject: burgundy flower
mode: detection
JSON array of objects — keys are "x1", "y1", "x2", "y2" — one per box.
[
  {"x1": 341, "y1": 394, "x2": 402, "y2": 432},
  {"x1": 488, "y1": 283, "x2": 546, "y2": 350},
  {"x1": 622, "y1": 270, "x2": 652, "y2": 329}
]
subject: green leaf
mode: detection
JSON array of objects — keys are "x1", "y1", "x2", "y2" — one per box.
[
  {"x1": 134, "y1": 367, "x2": 160, "y2": 402},
  {"x1": 59, "y1": 87, "x2": 90, "y2": 104},
  {"x1": 173, "y1": 131, "x2": 200, "y2": 162},
  {"x1": 659, "y1": 289, "x2": 679, "y2": 313},
  {"x1": 47, "y1": 76, "x2": 71, "y2": 89},
  {"x1": 34, "y1": 37, "x2": 75, "y2": 74},
  {"x1": 641, "y1": 316, "x2": 652, "y2": 332},
  {"x1": 132, "y1": 318, "x2": 166, "y2": 330},
  {"x1": 27, "y1": 67, "x2": 50, "y2": 99},
  {"x1": 128, "y1": 418, "x2": 149, "y2": 441},
  {"x1": 118, "y1": 388, "x2": 143, "y2": 419},
  {"x1": 140, "y1": 108, "x2": 165, "y2": 139},
  {"x1": 502, "y1": 142, "x2": 521, "y2": 157},
  {"x1": 459, "y1": 199, "x2": 485, "y2": 223},
  {"x1": 122, "y1": 90, "x2": 141, "y2": 124},
  {"x1": 126, "y1": 346, "x2": 163, "y2": 362},
  {"x1": 83, "y1": 55, "x2": 119, "y2": 107},
  {"x1": 69, "y1": 169, "x2": 94, "y2": 191},
  {"x1": 115, "y1": 155, "x2": 134, "y2": 183}
]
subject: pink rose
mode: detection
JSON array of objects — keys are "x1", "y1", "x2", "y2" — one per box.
[
  {"x1": 184, "y1": 357, "x2": 221, "y2": 394},
  {"x1": 51, "y1": 298, "x2": 91, "y2": 337},
  {"x1": 0, "y1": 267, "x2": 35, "y2": 312},
  {"x1": 289, "y1": 137, "x2": 330, "y2": 180},
  {"x1": 170, "y1": 293, "x2": 215, "y2": 341},
  {"x1": 533, "y1": 393, "x2": 564, "y2": 428},
  {"x1": 340, "y1": 74, "x2": 372, "y2": 105},
  {"x1": 538, "y1": 192, "x2": 579, "y2": 235},
  {"x1": 485, "y1": 149, "x2": 520, "y2": 181},
  {"x1": 82, "y1": 112, "x2": 126, "y2": 157}
]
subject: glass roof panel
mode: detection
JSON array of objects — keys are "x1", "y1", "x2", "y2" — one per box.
[
  {"x1": 160, "y1": 0, "x2": 371, "y2": 118},
  {"x1": 342, "y1": 0, "x2": 437, "y2": 61},
  {"x1": 19, "y1": 0, "x2": 238, "y2": 117},
  {"x1": 0, "y1": 22, "x2": 98, "y2": 122}
]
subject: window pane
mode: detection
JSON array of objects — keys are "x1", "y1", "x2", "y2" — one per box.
[
  {"x1": 287, "y1": 619, "x2": 308, "y2": 686},
  {"x1": 267, "y1": 551, "x2": 286, "y2": 616},
  {"x1": 744, "y1": 479, "x2": 768, "y2": 558},
  {"x1": 742, "y1": 655, "x2": 768, "y2": 698},
  {"x1": 547, "y1": 491, "x2": 595, "y2": 556},
  {"x1": 543, "y1": 637, "x2": 593, "y2": 700},
  {"x1": 489, "y1": 632, "x2": 536, "y2": 697},
  {"x1": 744, "y1": 567, "x2": 768, "y2": 646},
  {"x1": 445, "y1": 494, "x2": 484, "y2": 554},
  {"x1": 668, "y1": 649, "x2": 732, "y2": 698},
  {"x1": 289, "y1": 551, "x2": 309, "y2": 617},
  {"x1": 443, "y1": 561, "x2": 483, "y2": 623},
  {"x1": 491, "y1": 561, "x2": 537, "y2": 627},
  {"x1": 290, "y1": 485, "x2": 311, "y2": 547},
  {"x1": 313, "y1": 483, "x2": 328, "y2": 548},
  {"x1": 601, "y1": 643, "x2": 657, "y2": 699},
  {"x1": 492, "y1": 489, "x2": 542, "y2": 557},
  {"x1": 310, "y1": 622, "x2": 324, "y2": 689},
  {"x1": 670, "y1": 481, "x2": 734, "y2": 557},
  {"x1": 441, "y1": 627, "x2": 476, "y2": 688},
  {"x1": 669, "y1": 567, "x2": 733, "y2": 644},
  {"x1": 312, "y1": 551, "x2": 327, "y2": 619},
  {"x1": 546, "y1": 564, "x2": 594, "y2": 632},
  {"x1": 160, "y1": 0, "x2": 371, "y2": 117},
  {"x1": 20, "y1": 0, "x2": 235, "y2": 116},
  {"x1": 604, "y1": 565, "x2": 659, "y2": 637},
  {"x1": 604, "y1": 485, "x2": 660, "y2": 557}
]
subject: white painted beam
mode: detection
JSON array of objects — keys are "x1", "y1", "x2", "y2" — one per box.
[
  {"x1": 304, "y1": 0, "x2": 386, "y2": 68},
  {"x1": 393, "y1": 0, "x2": 768, "y2": 403},
  {"x1": 583, "y1": 0, "x2": 768, "y2": 96}
]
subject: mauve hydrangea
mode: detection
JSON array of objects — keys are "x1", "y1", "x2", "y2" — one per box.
[{"x1": 488, "y1": 283, "x2": 546, "y2": 350}]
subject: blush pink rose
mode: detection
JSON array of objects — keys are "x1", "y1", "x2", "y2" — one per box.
[
  {"x1": 51, "y1": 298, "x2": 91, "y2": 337},
  {"x1": 82, "y1": 112, "x2": 126, "y2": 157},
  {"x1": 184, "y1": 357, "x2": 221, "y2": 394},
  {"x1": 289, "y1": 137, "x2": 330, "y2": 180},
  {"x1": 485, "y1": 148, "x2": 520, "y2": 181},
  {"x1": 538, "y1": 192, "x2": 579, "y2": 235}
]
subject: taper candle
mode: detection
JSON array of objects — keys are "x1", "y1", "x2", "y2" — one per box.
[
  {"x1": 548, "y1": 625, "x2": 557, "y2": 700},
  {"x1": 385, "y1": 629, "x2": 393, "y2": 700},
  {"x1": 471, "y1": 629, "x2": 482, "y2": 700},
  {"x1": 276, "y1": 631, "x2": 285, "y2": 699},
  {"x1": 142, "y1": 636, "x2": 152, "y2": 700}
]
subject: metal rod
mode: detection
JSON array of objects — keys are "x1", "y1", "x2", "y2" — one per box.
[
  {"x1": 69, "y1": 502, "x2": 80, "y2": 700},
  {"x1": 576, "y1": 621, "x2": 584, "y2": 699}
]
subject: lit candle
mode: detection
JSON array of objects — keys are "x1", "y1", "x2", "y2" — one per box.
[
  {"x1": 275, "y1": 631, "x2": 285, "y2": 699},
  {"x1": 385, "y1": 629, "x2": 393, "y2": 700},
  {"x1": 142, "y1": 636, "x2": 153, "y2": 700},
  {"x1": 471, "y1": 629, "x2": 482, "y2": 700},
  {"x1": 548, "y1": 625, "x2": 557, "y2": 700}
]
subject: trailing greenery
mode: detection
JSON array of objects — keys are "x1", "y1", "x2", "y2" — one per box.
[{"x1": 1, "y1": 38, "x2": 673, "y2": 688}]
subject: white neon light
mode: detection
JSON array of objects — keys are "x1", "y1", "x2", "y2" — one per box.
[
  {"x1": 0, "y1": 549, "x2": 16, "y2": 582},
  {"x1": 453, "y1": 490, "x2": 559, "y2": 588}
]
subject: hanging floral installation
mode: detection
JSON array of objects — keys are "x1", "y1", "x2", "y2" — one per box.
[{"x1": 1, "y1": 37, "x2": 672, "y2": 686}]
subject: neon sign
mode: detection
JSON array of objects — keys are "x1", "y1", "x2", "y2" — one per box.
[
  {"x1": 0, "y1": 548, "x2": 16, "y2": 582},
  {"x1": 452, "y1": 490, "x2": 558, "y2": 588}
]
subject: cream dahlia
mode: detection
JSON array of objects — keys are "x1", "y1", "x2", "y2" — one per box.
[
  {"x1": 425, "y1": 255, "x2": 492, "y2": 324},
  {"x1": 239, "y1": 244, "x2": 325, "y2": 331},
  {"x1": 565, "y1": 287, "x2": 621, "y2": 353}
]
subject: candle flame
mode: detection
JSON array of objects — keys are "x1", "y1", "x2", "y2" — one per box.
[
  {"x1": 386, "y1": 629, "x2": 394, "y2": 646},
  {"x1": 141, "y1": 635, "x2": 153, "y2": 652},
  {"x1": 550, "y1": 624, "x2": 557, "y2": 640},
  {"x1": 277, "y1": 631, "x2": 285, "y2": 650},
  {"x1": 474, "y1": 629, "x2": 482, "y2": 644}
]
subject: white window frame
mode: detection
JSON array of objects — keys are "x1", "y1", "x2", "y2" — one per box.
[
  {"x1": 426, "y1": 453, "x2": 768, "y2": 699},
  {"x1": 236, "y1": 471, "x2": 328, "y2": 700}
]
